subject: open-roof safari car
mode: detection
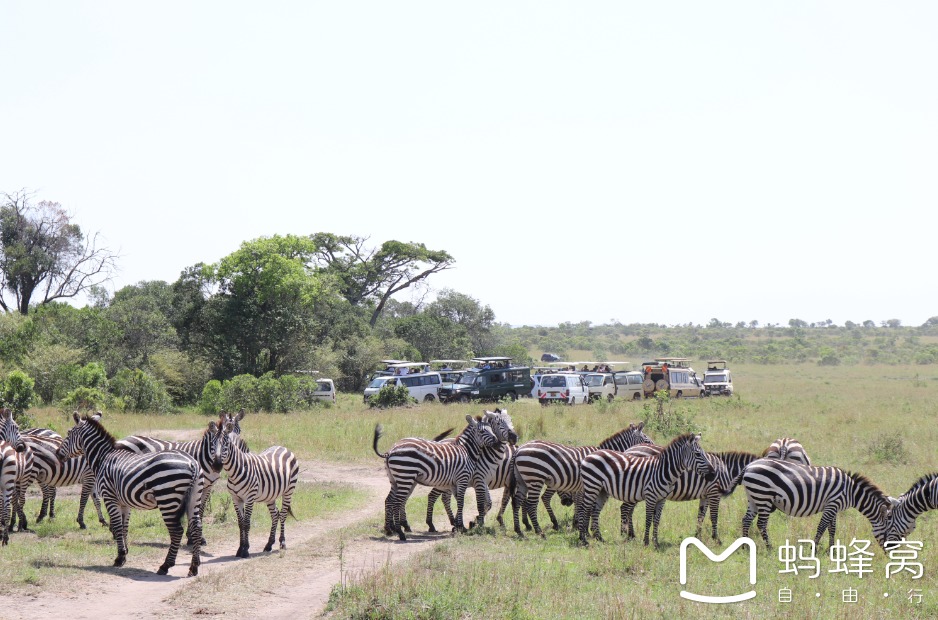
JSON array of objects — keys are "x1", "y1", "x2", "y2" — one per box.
[
  {"x1": 702, "y1": 360, "x2": 734, "y2": 396},
  {"x1": 363, "y1": 362, "x2": 442, "y2": 403},
  {"x1": 430, "y1": 359, "x2": 467, "y2": 385},
  {"x1": 640, "y1": 357, "x2": 705, "y2": 399},
  {"x1": 438, "y1": 357, "x2": 534, "y2": 403}
]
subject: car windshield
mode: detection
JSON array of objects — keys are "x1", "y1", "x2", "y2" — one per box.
[
  {"x1": 704, "y1": 374, "x2": 727, "y2": 384},
  {"x1": 455, "y1": 373, "x2": 478, "y2": 386},
  {"x1": 367, "y1": 378, "x2": 390, "y2": 389},
  {"x1": 316, "y1": 381, "x2": 331, "y2": 391},
  {"x1": 584, "y1": 375, "x2": 604, "y2": 387}
]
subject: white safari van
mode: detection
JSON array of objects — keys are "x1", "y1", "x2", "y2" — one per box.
[
  {"x1": 536, "y1": 372, "x2": 590, "y2": 405},
  {"x1": 612, "y1": 370, "x2": 645, "y2": 400},
  {"x1": 702, "y1": 360, "x2": 734, "y2": 396},
  {"x1": 363, "y1": 363, "x2": 442, "y2": 402}
]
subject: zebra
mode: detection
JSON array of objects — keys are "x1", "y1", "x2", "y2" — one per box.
[
  {"x1": 510, "y1": 422, "x2": 653, "y2": 538},
  {"x1": 1, "y1": 440, "x2": 19, "y2": 546},
  {"x1": 0, "y1": 408, "x2": 34, "y2": 534},
  {"x1": 885, "y1": 473, "x2": 938, "y2": 541},
  {"x1": 14, "y1": 433, "x2": 106, "y2": 530},
  {"x1": 762, "y1": 437, "x2": 811, "y2": 465},
  {"x1": 740, "y1": 458, "x2": 890, "y2": 549},
  {"x1": 616, "y1": 446, "x2": 759, "y2": 543},
  {"x1": 56, "y1": 413, "x2": 204, "y2": 576},
  {"x1": 219, "y1": 417, "x2": 298, "y2": 558},
  {"x1": 578, "y1": 433, "x2": 715, "y2": 546},
  {"x1": 373, "y1": 410, "x2": 517, "y2": 540},
  {"x1": 116, "y1": 419, "x2": 225, "y2": 545}
]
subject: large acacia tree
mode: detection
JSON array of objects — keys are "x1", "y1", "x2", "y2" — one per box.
[{"x1": 0, "y1": 190, "x2": 118, "y2": 314}]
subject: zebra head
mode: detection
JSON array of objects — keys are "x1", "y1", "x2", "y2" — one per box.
[
  {"x1": 674, "y1": 434, "x2": 715, "y2": 482},
  {"x1": 463, "y1": 414, "x2": 500, "y2": 451},
  {"x1": 56, "y1": 412, "x2": 100, "y2": 460},
  {"x1": 207, "y1": 421, "x2": 224, "y2": 473},
  {"x1": 483, "y1": 408, "x2": 518, "y2": 445},
  {"x1": 0, "y1": 408, "x2": 25, "y2": 453},
  {"x1": 885, "y1": 495, "x2": 912, "y2": 543}
]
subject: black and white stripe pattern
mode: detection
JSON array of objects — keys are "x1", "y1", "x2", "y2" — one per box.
[
  {"x1": 617, "y1": 447, "x2": 758, "y2": 542},
  {"x1": 885, "y1": 473, "x2": 938, "y2": 541},
  {"x1": 763, "y1": 437, "x2": 811, "y2": 465},
  {"x1": 56, "y1": 413, "x2": 203, "y2": 576},
  {"x1": 510, "y1": 422, "x2": 653, "y2": 537},
  {"x1": 374, "y1": 410, "x2": 517, "y2": 540},
  {"x1": 0, "y1": 408, "x2": 34, "y2": 534},
  {"x1": 0, "y1": 440, "x2": 19, "y2": 545},
  {"x1": 116, "y1": 420, "x2": 223, "y2": 545},
  {"x1": 578, "y1": 433, "x2": 715, "y2": 546},
  {"x1": 219, "y1": 418, "x2": 299, "y2": 558},
  {"x1": 740, "y1": 458, "x2": 890, "y2": 548}
]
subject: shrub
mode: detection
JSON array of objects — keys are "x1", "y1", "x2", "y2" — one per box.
[
  {"x1": 369, "y1": 383, "x2": 416, "y2": 409},
  {"x1": 218, "y1": 374, "x2": 260, "y2": 412},
  {"x1": 641, "y1": 389, "x2": 697, "y2": 436},
  {"x1": 1, "y1": 370, "x2": 36, "y2": 424},
  {"x1": 61, "y1": 386, "x2": 111, "y2": 412},
  {"x1": 110, "y1": 368, "x2": 173, "y2": 413},
  {"x1": 867, "y1": 432, "x2": 909, "y2": 465},
  {"x1": 199, "y1": 380, "x2": 223, "y2": 415}
]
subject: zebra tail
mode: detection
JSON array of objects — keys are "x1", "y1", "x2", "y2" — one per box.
[
  {"x1": 175, "y1": 467, "x2": 200, "y2": 529},
  {"x1": 372, "y1": 424, "x2": 387, "y2": 459}
]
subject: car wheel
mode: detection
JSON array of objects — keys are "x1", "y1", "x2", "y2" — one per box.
[
  {"x1": 424, "y1": 394, "x2": 435, "y2": 402},
  {"x1": 459, "y1": 395, "x2": 470, "y2": 404},
  {"x1": 676, "y1": 391, "x2": 683, "y2": 399},
  {"x1": 607, "y1": 394, "x2": 614, "y2": 403},
  {"x1": 506, "y1": 391, "x2": 518, "y2": 401},
  {"x1": 633, "y1": 393, "x2": 641, "y2": 401}
]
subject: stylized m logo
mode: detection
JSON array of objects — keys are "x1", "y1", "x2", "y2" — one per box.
[{"x1": 679, "y1": 537, "x2": 757, "y2": 604}]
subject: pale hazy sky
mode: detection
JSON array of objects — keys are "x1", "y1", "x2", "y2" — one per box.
[{"x1": 2, "y1": 2, "x2": 935, "y2": 327}]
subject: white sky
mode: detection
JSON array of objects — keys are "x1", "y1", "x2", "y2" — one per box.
[{"x1": 2, "y1": 2, "x2": 935, "y2": 327}]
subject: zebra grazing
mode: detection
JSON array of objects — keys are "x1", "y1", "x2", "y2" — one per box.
[
  {"x1": 885, "y1": 473, "x2": 938, "y2": 541},
  {"x1": 740, "y1": 458, "x2": 890, "y2": 549},
  {"x1": 219, "y1": 418, "x2": 298, "y2": 558},
  {"x1": 578, "y1": 433, "x2": 715, "y2": 547},
  {"x1": 56, "y1": 413, "x2": 203, "y2": 576},
  {"x1": 16, "y1": 433, "x2": 106, "y2": 530},
  {"x1": 510, "y1": 422, "x2": 653, "y2": 538},
  {"x1": 116, "y1": 419, "x2": 225, "y2": 545},
  {"x1": 617, "y1": 447, "x2": 758, "y2": 543},
  {"x1": 0, "y1": 409, "x2": 34, "y2": 534},
  {"x1": 374, "y1": 410, "x2": 517, "y2": 540},
  {"x1": 763, "y1": 437, "x2": 811, "y2": 465}
]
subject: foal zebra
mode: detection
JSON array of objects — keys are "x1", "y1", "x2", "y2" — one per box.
[
  {"x1": 219, "y1": 418, "x2": 298, "y2": 558},
  {"x1": 763, "y1": 437, "x2": 811, "y2": 465},
  {"x1": 740, "y1": 458, "x2": 890, "y2": 549},
  {"x1": 885, "y1": 473, "x2": 938, "y2": 541},
  {"x1": 0, "y1": 408, "x2": 34, "y2": 534},
  {"x1": 578, "y1": 433, "x2": 715, "y2": 546},
  {"x1": 56, "y1": 413, "x2": 203, "y2": 576},
  {"x1": 374, "y1": 410, "x2": 517, "y2": 540},
  {"x1": 510, "y1": 422, "x2": 653, "y2": 538},
  {"x1": 617, "y1": 447, "x2": 759, "y2": 543},
  {"x1": 116, "y1": 420, "x2": 224, "y2": 545}
]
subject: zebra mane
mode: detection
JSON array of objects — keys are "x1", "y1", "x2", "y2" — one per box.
[
  {"x1": 456, "y1": 416, "x2": 484, "y2": 437},
  {"x1": 84, "y1": 415, "x2": 116, "y2": 447},
  {"x1": 901, "y1": 472, "x2": 938, "y2": 499},
  {"x1": 598, "y1": 423, "x2": 646, "y2": 448},
  {"x1": 666, "y1": 432, "x2": 697, "y2": 448},
  {"x1": 848, "y1": 471, "x2": 889, "y2": 504}
]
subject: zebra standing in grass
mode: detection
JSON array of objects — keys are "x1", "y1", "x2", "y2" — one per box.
[
  {"x1": 56, "y1": 413, "x2": 203, "y2": 576},
  {"x1": 1, "y1": 440, "x2": 19, "y2": 546},
  {"x1": 885, "y1": 473, "x2": 938, "y2": 541},
  {"x1": 374, "y1": 410, "x2": 517, "y2": 540},
  {"x1": 0, "y1": 409, "x2": 34, "y2": 534},
  {"x1": 219, "y1": 417, "x2": 298, "y2": 558},
  {"x1": 617, "y1": 446, "x2": 759, "y2": 543},
  {"x1": 740, "y1": 458, "x2": 890, "y2": 549},
  {"x1": 763, "y1": 437, "x2": 811, "y2": 465},
  {"x1": 116, "y1": 419, "x2": 225, "y2": 545},
  {"x1": 510, "y1": 422, "x2": 654, "y2": 538},
  {"x1": 578, "y1": 433, "x2": 715, "y2": 546}
]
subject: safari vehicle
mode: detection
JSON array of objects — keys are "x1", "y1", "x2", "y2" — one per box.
[
  {"x1": 430, "y1": 359, "x2": 467, "y2": 385},
  {"x1": 537, "y1": 372, "x2": 590, "y2": 405},
  {"x1": 372, "y1": 360, "x2": 414, "y2": 379},
  {"x1": 584, "y1": 373, "x2": 616, "y2": 402},
  {"x1": 312, "y1": 378, "x2": 336, "y2": 403},
  {"x1": 612, "y1": 370, "x2": 644, "y2": 400},
  {"x1": 363, "y1": 363, "x2": 442, "y2": 402},
  {"x1": 702, "y1": 360, "x2": 734, "y2": 396},
  {"x1": 438, "y1": 356, "x2": 534, "y2": 403},
  {"x1": 640, "y1": 357, "x2": 705, "y2": 399}
]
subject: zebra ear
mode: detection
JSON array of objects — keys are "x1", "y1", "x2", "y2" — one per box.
[
  {"x1": 208, "y1": 421, "x2": 218, "y2": 432},
  {"x1": 236, "y1": 409, "x2": 246, "y2": 422},
  {"x1": 465, "y1": 414, "x2": 477, "y2": 426},
  {"x1": 73, "y1": 411, "x2": 81, "y2": 424},
  {"x1": 636, "y1": 422, "x2": 644, "y2": 431},
  {"x1": 887, "y1": 496, "x2": 900, "y2": 507}
]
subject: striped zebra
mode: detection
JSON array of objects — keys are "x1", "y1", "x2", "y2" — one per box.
[
  {"x1": 885, "y1": 473, "x2": 938, "y2": 541},
  {"x1": 374, "y1": 410, "x2": 517, "y2": 540},
  {"x1": 116, "y1": 419, "x2": 225, "y2": 545},
  {"x1": 510, "y1": 422, "x2": 653, "y2": 538},
  {"x1": 578, "y1": 433, "x2": 715, "y2": 546},
  {"x1": 740, "y1": 458, "x2": 890, "y2": 549},
  {"x1": 0, "y1": 409, "x2": 34, "y2": 534},
  {"x1": 223, "y1": 410, "x2": 251, "y2": 452},
  {"x1": 16, "y1": 433, "x2": 105, "y2": 530},
  {"x1": 219, "y1": 417, "x2": 299, "y2": 558},
  {"x1": 617, "y1": 446, "x2": 759, "y2": 543},
  {"x1": 763, "y1": 437, "x2": 811, "y2": 465},
  {"x1": 56, "y1": 413, "x2": 204, "y2": 576},
  {"x1": 1, "y1": 440, "x2": 19, "y2": 545}
]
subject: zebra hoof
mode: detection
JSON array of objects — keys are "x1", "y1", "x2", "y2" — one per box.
[
  {"x1": 383, "y1": 527, "x2": 393, "y2": 536},
  {"x1": 402, "y1": 524, "x2": 412, "y2": 533},
  {"x1": 99, "y1": 519, "x2": 108, "y2": 527},
  {"x1": 397, "y1": 532, "x2": 407, "y2": 541},
  {"x1": 496, "y1": 516, "x2": 504, "y2": 527},
  {"x1": 427, "y1": 524, "x2": 438, "y2": 533},
  {"x1": 157, "y1": 565, "x2": 170, "y2": 576},
  {"x1": 114, "y1": 555, "x2": 127, "y2": 568},
  {"x1": 188, "y1": 565, "x2": 199, "y2": 577},
  {"x1": 263, "y1": 544, "x2": 273, "y2": 552}
]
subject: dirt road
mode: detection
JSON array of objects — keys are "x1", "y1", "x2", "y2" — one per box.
[{"x1": 0, "y1": 459, "x2": 478, "y2": 619}]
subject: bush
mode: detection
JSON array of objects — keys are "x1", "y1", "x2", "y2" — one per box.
[
  {"x1": 110, "y1": 368, "x2": 173, "y2": 413},
  {"x1": 641, "y1": 390, "x2": 697, "y2": 436},
  {"x1": 60, "y1": 386, "x2": 111, "y2": 412},
  {"x1": 199, "y1": 380, "x2": 223, "y2": 415},
  {"x1": 1, "y1": 370, "x2": 36, "y2": 424},
  {"x1": 147, "y1": 350, "x2": 212, "y2": 406},
  {"x1": 867, "y1": 432, "x2": 909, "y2": 465},
  {"x1": 369, "y1": 383, "x2": 416, "y2": 409},
  {"x1": 218, "y1": 374, "x2": 259, "y2": 412}
]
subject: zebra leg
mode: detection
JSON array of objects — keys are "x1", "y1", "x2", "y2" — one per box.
[
  {"x1": 695, "y1": 498, "x2": 707, "y2": 537},
  {"x1": 387, "y1": 481, "x2": 415, "y2": 540},
  {"x1": 157, "y1": 501, "x2": 186, "y2": 575},
  {"x1": 426, "y1": 488, "x2": 442, "y2": 532},
  {"x1": 36, "y1": 484, "x2": 53, "y2": 523},
  {"x1": 189, "y1": 480, "x2": 211, "y2": 547},
  {"x1": 13, "y1": 485, "x2": 31, "y2": 532},
  {"x1": 541, "y1": 489, "x2": 560, "y2": 530},
  {"x1": 278, "y1": 488, "x2": 294, "y2": 551},
  {"x1": 756, "y1": 512, "x2": 771, "y2": 548},
  {"x1": 238, "y1": 500, "x2": 255, "y2": 558},
  {"x1": 620, "y1": 502, "x2": 637, "y2": 539},
  {"x1": 452, "y1": 480, "x2": 468, "y2": 533},
  {"x1": 108, "y1": 503, "x2": 128, "y2": 567},
  {"x1": 590, "y1": 493, "x2": 608, "y2": 542},
  {"x1": 442, "y1": 491, "x2": 455, "y2": 526},
  {"x1": 231, "y1": 495, "x2": 249, "y2": 557},
  {"x1": 511, "y1": 478, "x2": 526, "y2": 538},
  {"x1": 523, "y1": 482, "x2": 546, "y2": 537},
  {"x1": 263, "y1": 501, "x2": 278, "y2": 552},
  {"x1": 470, "y1": 480, "x2": 490, "y2": 529},
  {"x1": 496, "y1": 487, "x2": 511, "y2": 527},
  {"x1": 708, "y1": 492, "x2": 722, "y2": 543},
  {"x1": 814, "y1": 507, "x2": 838, "y2": 549},
  {"x1": 650, "y1": 499, "x2": 667, "y2": 548},
  {"x1": 576, "y1": 488, "x2": 596, "y2": 545},
  {"x1": 383, "y1": 485, "x2": 396, "y2": 536}
]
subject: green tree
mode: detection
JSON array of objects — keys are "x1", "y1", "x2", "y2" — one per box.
[
  {"x1": 0, "y1": 190, "x2": 118, "y2": 314},
  {"x1": 107, "y1": 281, "x2": 178, "y2": 367},
  {"x1": 426, "y1": 290, "x2": 495, "y2": 355}
]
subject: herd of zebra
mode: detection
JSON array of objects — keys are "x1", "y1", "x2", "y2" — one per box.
[
  {"x1": 0, "y1": 408, "x2": 298, "y2": 577},
  {"x1": 373, "y1": 408, "x2": 934, "y2": 550}
]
